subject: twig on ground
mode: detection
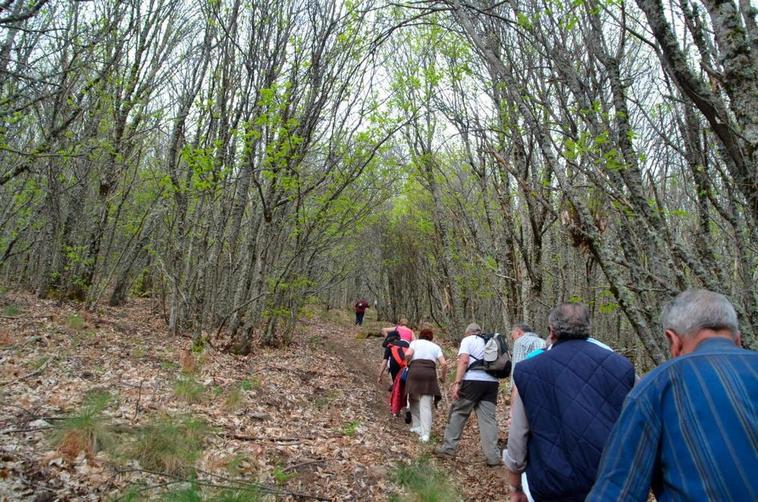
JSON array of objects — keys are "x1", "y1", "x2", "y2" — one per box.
[
  {"x1": 133, "y1": 380, "x2": 143, "y2": 422},
  {"x1": 226, "y1": 433, "x2": 304, "y2": 443},
  {"x1": 0, "y1": 357, "x2": 51, "y2": 387},
  {"x1": 283, "y1": 459, "x2": 324, "y2": 473},
  {"x1": 0, "y1": 425, "x2": 54, "y2": 434}
]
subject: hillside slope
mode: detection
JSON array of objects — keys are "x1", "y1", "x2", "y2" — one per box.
[{"x1": 0, "y1": 293, "x2": 510, "y2": 500}]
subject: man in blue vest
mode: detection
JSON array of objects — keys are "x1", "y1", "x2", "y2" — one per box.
[
  {"x1": 503, "y1": 303, "x2": 635, "y2": 501},
  {"x1": 588, "y1": 289, "x2": 757, "y2": 501}
]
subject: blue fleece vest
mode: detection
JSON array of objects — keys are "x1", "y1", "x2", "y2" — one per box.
[{"x1": 514, "y1": 339, "x2": 634, "y2": 502}]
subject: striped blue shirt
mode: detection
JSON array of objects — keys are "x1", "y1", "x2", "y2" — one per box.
[{"x1": 587, "y1": 337, "x2": 758, "y2": 501}]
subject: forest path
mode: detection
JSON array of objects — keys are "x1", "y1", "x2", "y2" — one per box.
[
  {"x1": 0, "y1": 292, "x2": 508, "y2": 500},
  {"x1": 325, "y1": 314, "x2": 510, "y2": 500}
]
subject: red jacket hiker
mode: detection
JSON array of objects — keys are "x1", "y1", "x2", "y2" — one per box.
[{"x1": 354, "y1": 298, "x2": 369, "y2": 325}]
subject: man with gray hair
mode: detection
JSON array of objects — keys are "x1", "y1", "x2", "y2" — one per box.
[
  {"x1": 504, "y1": 303, "x2": 635, "y2": 501},
  {"x1": 434, "y1": 322, "x2": 501, "y2": 466},
  {"x1": 588, "y1": 289, "x2": 757, "y2": 501}
]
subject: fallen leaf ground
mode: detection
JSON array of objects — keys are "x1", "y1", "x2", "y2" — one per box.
[{"x1": 0, "y1": 292, "x2": 511, "y2": 501}]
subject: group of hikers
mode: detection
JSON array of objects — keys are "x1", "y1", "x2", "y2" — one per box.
[{"x1": 371, "y1": 289, "x2": 757, "y2": 501}]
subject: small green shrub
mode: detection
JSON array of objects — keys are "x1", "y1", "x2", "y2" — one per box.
[
  {"x1": 159, "y1": 484, "x2": 261, "y2": 502},
  {"x1": 223, "y1": 386, "x2": 244, "y2": 412},
  {"x1": 51, "y1": 391, "x2": 114, "y2": 459},
  {"x1": 341, "y1": 419, "x2": 361, "y2": 437},
  {"x1": 393, "y1": 457, "x2": 461, "y2": 502},
  {"x1": 225, "y1": 453, "x2": 250, "y2": 476},
  {"x1": 161, "y1": 360, "x2": 179, "y2": 371},
  {"x1": 239, "y1": 377, "x2": 260, "y2": 391},
  {"x1": 161, "y1": 483, "x2": 203, "y2": 502},
  {"x1": 190, "y1": 336, "x2": 205, "y2": 353},
  {"x1": 116, "y1": 484, "x2": 147, "y2": 502},
  {"x1": 314, "y1": 389, "x2": 340, "y2": 410},
  {"x1": 2, "y1": 303, "x2": 20, "y2": 316},
  {"x1": 174, "y1": 377, "x2": 205, "y2": 404},
  {"x1": 272, "y1": 465, "x2": 296, "y2": 486},
  {"x1": 66, "y1": 313, "x2": 85, "y2": 330},
  {"x1": 129, "y1": 415, "x2": 208, "y2": 476},
  {"x1": 214, "y1": 487, "x2": 262, "y2": 502},
  {"x1": 31, "y1": 355, "x2": 50, "y2": 370}
]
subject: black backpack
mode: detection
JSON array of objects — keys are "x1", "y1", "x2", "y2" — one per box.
[
  {"x1": 382, "y1": 330, "x2": 400, "y2": 348},
  {"x1": 469, "y1": 332, "x2": 512, "y2": 379}
]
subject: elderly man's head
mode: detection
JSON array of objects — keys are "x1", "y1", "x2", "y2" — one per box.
[
  {"x1": 465, "y1": 323, "x2": 482, "y2": 336},
  {"x1": 661, "y1": 289, "x2": 740, "y2": 356},
  {"x1": 548, "y1": 303, "x2": 591, "y2": 341},
  {"x1": 510, "y1": 323, "x2": 533, "y2": 341}
]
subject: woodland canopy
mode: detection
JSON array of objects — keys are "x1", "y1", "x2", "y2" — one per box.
[{"x1": 0, "y1": 0, "x2": 755, "y2": 367}]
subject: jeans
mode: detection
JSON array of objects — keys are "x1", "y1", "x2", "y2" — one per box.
[{"x1": 355, "y1": 311, "x2": 365, "y2": 325}]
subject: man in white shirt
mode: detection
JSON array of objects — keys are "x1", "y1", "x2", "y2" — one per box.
[{"x1": 434, "y1": 323, "x2": 501, "y2": 466}]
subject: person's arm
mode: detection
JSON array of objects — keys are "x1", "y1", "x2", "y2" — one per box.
[
  {"x1": 504, "y1": 386, "x2": 530, "y2": 501},
  {"x1": 504, "y1": 387, "x2": 528, "y2": 468},
  {"x1": 508, "y1": 470, "x2": 527, "y2": 502},
  {"x1": 586, "y1": 393, "x2": 659, "y2": 501},
  {"x1": 437, "y1": 355, "x2": 447, "y2": 382},
  {"x1": 404, "y1": 347, "x2": 415, "y2": 364},
  {"x1": 450, "y1": 353, "x2": 469, "y2": 400},
  {"x1": 509, "y1": 382, "x2": 519, "y2": 422},
  {"x1": 377, "y1": 357, "x2": 388, "y2": 383}
]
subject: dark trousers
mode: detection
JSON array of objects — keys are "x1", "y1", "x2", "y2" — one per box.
[{"x1": 355, "y1": 311, "x2": 365, "y2": 325}]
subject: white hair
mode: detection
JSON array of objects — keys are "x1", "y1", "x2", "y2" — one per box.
[{"x1": 661, "y1": 289, "x2": 739, "y2": 338}]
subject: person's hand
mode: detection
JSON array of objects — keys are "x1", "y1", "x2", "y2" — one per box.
[
  {"x1": 509, "y1": 492, "x2": 528, "y2": 502},
  {"x1": 450, "y1": 382, "x2": 460, "y2": 400}
]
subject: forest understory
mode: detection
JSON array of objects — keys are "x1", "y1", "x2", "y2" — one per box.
[{"x1": 0, "y1": 291, "x2": 510, "y2": 501}]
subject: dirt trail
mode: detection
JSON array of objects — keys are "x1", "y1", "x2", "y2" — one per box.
[
  {"x1": 0, "y1": 293, "x2": 509, "y2": 500},
  {"x1": 326, "y1": 318, "x2": 510, "y2": 500}
]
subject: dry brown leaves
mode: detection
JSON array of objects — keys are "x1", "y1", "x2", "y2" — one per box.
[{"x1": 0, "y1": 293, "x2": 511, "y2": 500}]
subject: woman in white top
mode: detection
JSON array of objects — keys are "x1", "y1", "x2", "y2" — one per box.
[{"x1": 404, "y1": 327, "x2": 447, "y2": 442}]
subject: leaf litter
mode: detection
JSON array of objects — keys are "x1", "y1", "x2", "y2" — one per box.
[{"x1": 0, "y1": 292, "x2": 510, "y2": 500}]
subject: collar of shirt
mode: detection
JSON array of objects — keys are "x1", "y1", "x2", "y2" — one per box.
[{"x1": 691, "y1": 336, "x2": 740, "y2": 354}]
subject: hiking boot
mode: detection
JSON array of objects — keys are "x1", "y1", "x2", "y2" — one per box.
[
  {"x1": 420, "y1": 435, "x2": 430, "y2": 443},
  {"x1": 434, "y1": 447, "x2": 455, "y2": 459},
  {"x1": 404, "y1": 410, "x2": 412, "y2": 424}
]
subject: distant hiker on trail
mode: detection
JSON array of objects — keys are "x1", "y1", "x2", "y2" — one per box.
[
  {"x1": 377, "y1": 330, "x2": 410, "y2": 417},
  {"x1": 381, "y1": 317, "x2": 414, "y2": 342},
  {"x1": 588, "y1": 289, "x2": 758, "y2": 502},
  {"x1": 510, "y1": 324, "x2": 545, "y2": 373},
  {"x1": 354, "y1": 298, "x2": 369, "y2": 326},
  {"x1": 404, "y1": 326, "x2": 447, "y2": 443},
  {"x1": 504, "y1": 303, "x2": 635, "y2": 502},
  {"x1": 434, "y1": 323, "x2": 501, "y2": 467}
]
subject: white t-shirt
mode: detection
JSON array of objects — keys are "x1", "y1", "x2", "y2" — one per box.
[
  {"x1": 459, "y1": 335, "x2": 498, "y2": 383},
  {"x1": 409, "y1": 339, "x2": 443, "y2": 362}
]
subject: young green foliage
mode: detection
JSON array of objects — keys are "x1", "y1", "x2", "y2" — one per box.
[
  {"x1": 174, "y1": 376, "x2": 206, "y2": 404},
  {"x1": 51, "y1": 391, "x2": 114, "y2": 459},
  {"x1": 392, "y1": 457, "x2": 461, "y2": 502},
  {"x1": 129, "y1": 415, "x2": 209, "y2": 476}
]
